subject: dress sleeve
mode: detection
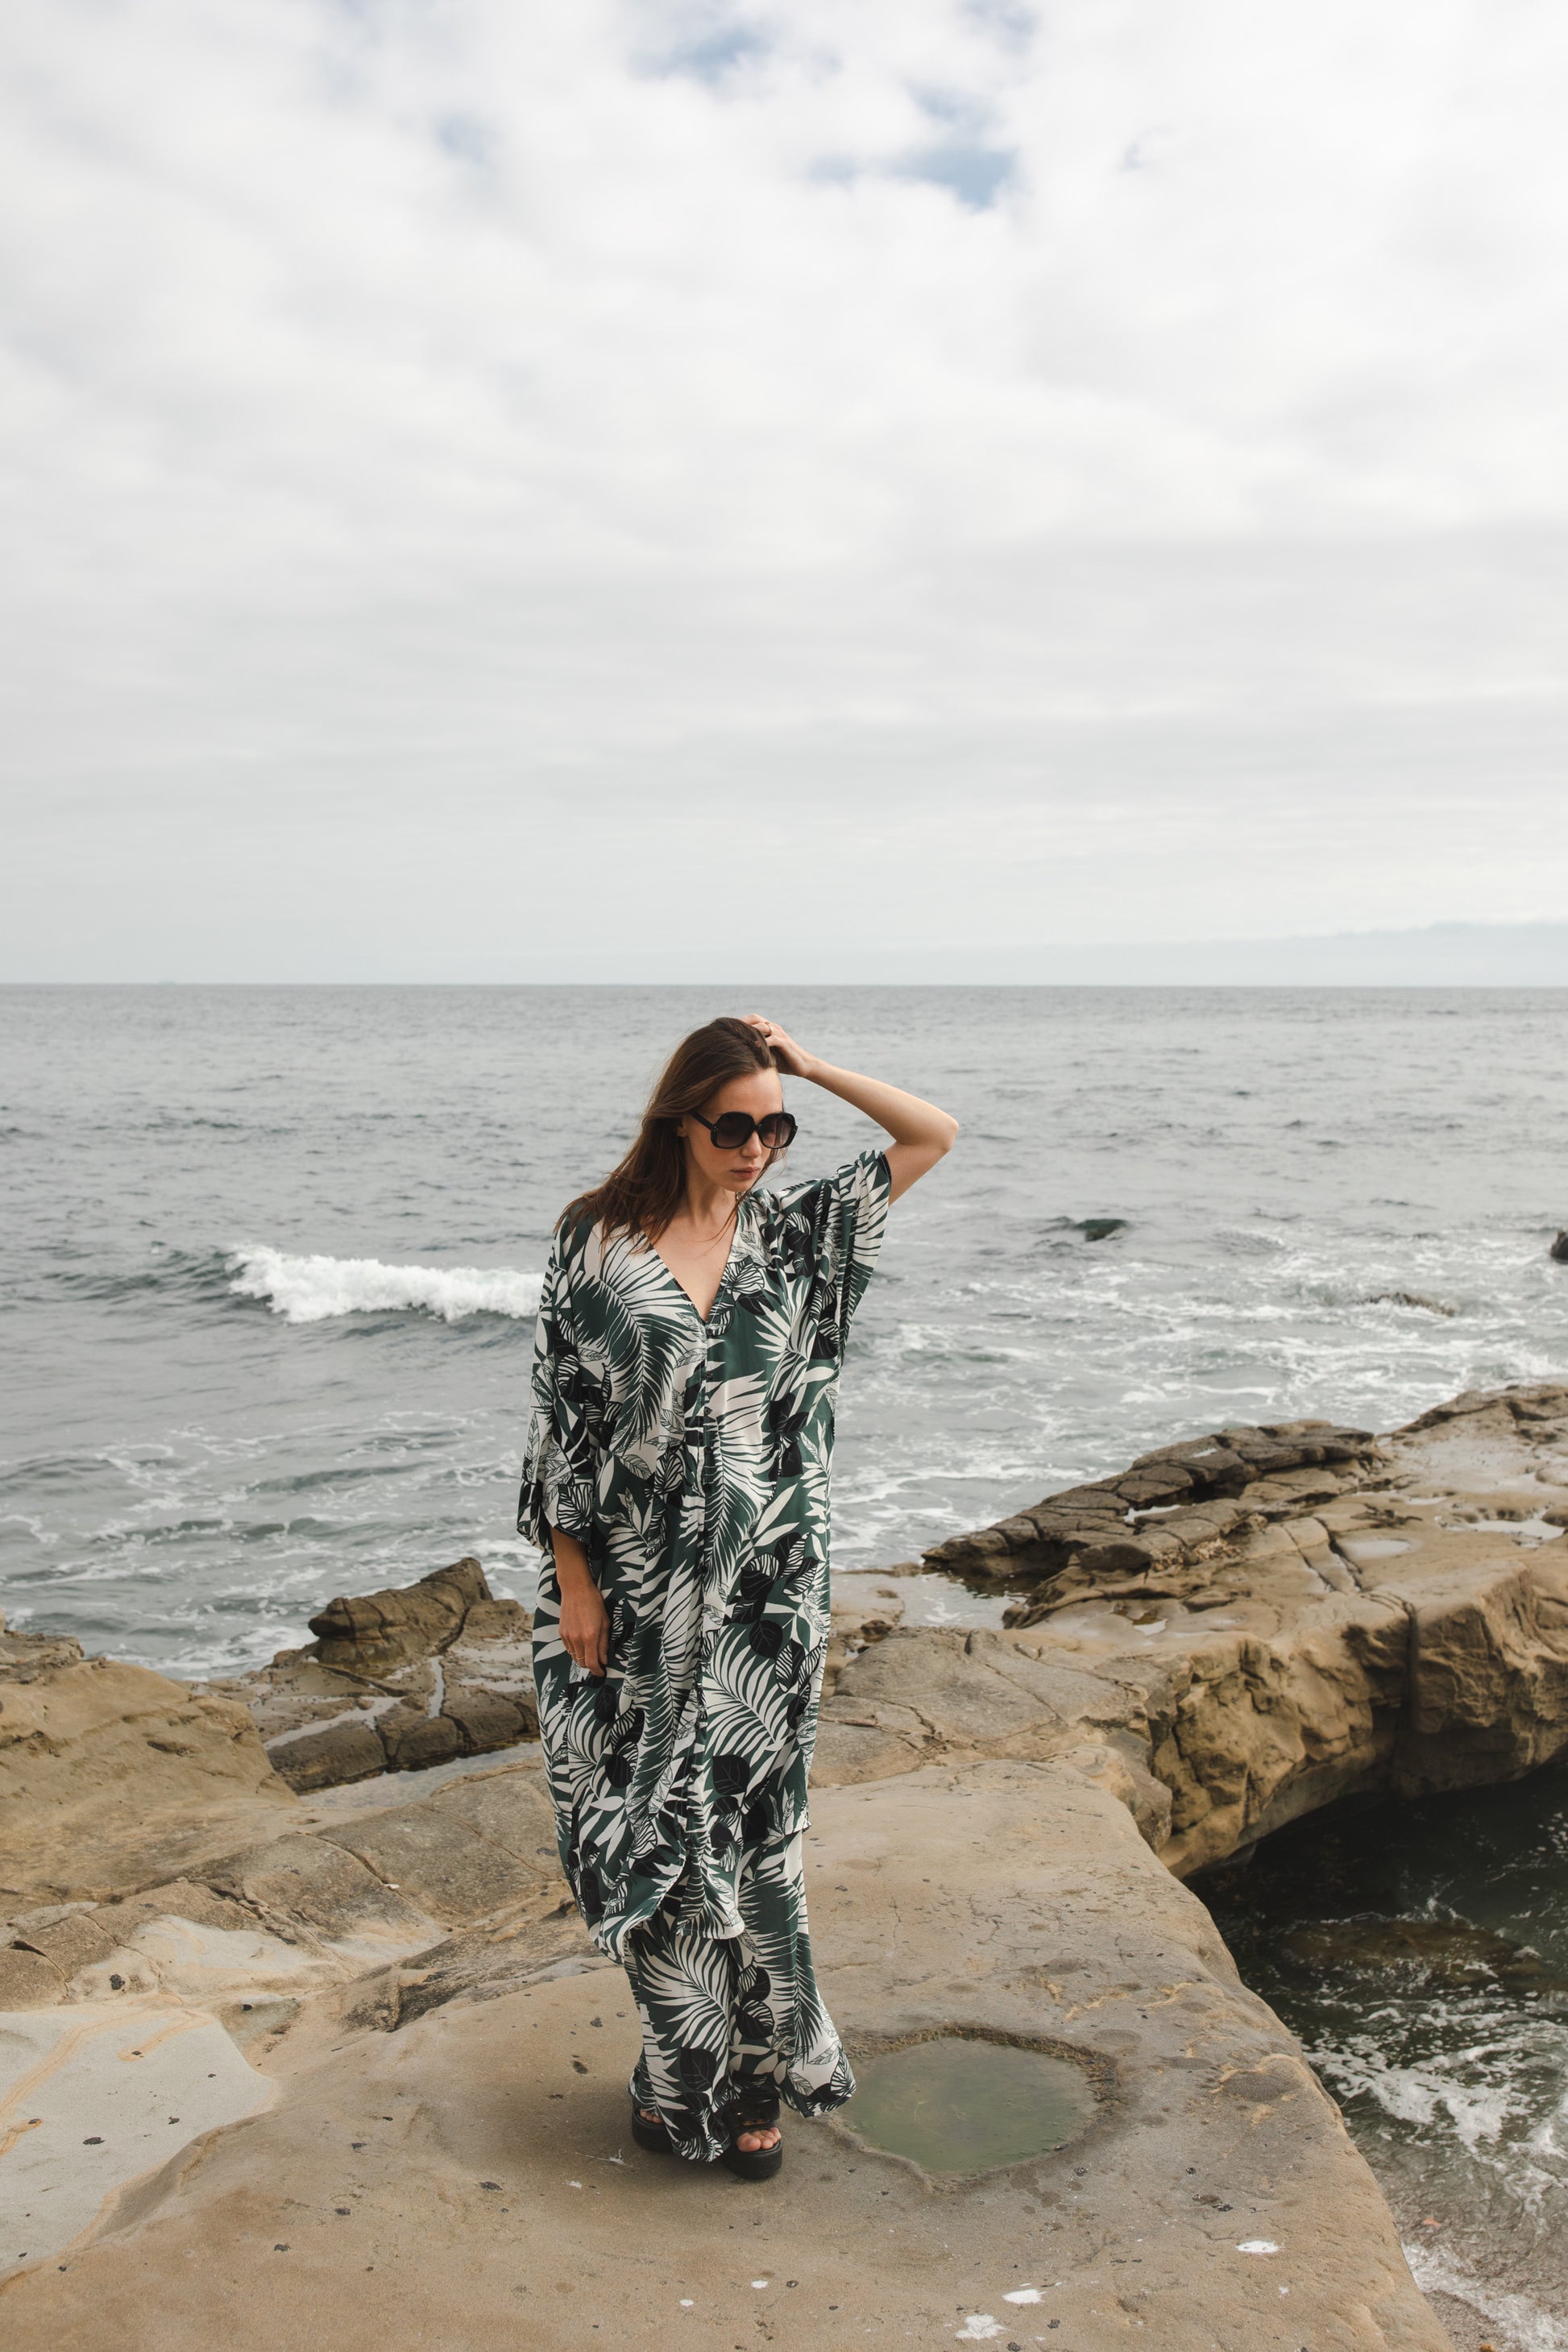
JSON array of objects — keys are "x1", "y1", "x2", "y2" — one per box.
[
  {"x1": 774, "y1": 1147, "x2": 892, "y2": 1338},
  {"x1": 516, "y1": 1230, "x2": 599, "y2": 1553}
]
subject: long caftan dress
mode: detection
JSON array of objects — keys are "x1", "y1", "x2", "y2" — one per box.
[{"x1": 517, "y1": 1148, "x2": 890, "y2": 2159}]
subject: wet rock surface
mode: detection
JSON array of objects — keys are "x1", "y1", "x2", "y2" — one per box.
[
  {"x1": 10, "y1": 1381, "x2": 1568, "y2": 2344},
  {"x1": 1274, "y1": 1914, "x2": 1568, "y2": 1999}
]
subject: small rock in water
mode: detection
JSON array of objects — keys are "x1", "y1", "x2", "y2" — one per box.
[
  {"x1": 1551, "y1": 1231, "x2": 1568, "y2": 1263},
  {"x1": 1364, "y1": 1291, "x2": 1456, "y2": 1317},
  {"x1": 1075, "y1": 1217, "x2": 1128, "y2": 1242},
  {"x1": 1280, "y1": 1915, "x2": 1568, "y2": 1996}
]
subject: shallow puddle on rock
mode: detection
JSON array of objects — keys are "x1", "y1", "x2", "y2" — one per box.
[{"x1": 847, "y1": 2037, "x2": 1096, "y2": 2172}]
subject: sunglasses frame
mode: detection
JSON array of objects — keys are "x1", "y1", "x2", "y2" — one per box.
[{"x1": 687, "y1": 1109, "x2": 799, "y2": 1152}]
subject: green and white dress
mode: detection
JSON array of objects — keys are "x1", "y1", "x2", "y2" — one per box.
[{"x1": 518, "y1": 1149, "x2": 890, "y2": 2157}]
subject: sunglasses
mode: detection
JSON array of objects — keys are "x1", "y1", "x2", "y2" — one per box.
[{"x1": 688, "y1": 1110, "x2": 798, "y2": 1152}]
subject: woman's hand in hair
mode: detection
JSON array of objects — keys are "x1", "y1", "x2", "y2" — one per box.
[
  {"x1": 741, "y1": 1015, "x2": 814, "y2": 1079},
  {"x1": 551, "y1": 1528, "x2": 610, "y2": 1677},
  {"x1": 741, "y1": 1025, "x2": 960, "y2": 1205}
]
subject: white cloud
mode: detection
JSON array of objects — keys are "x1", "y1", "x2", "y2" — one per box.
[{"x1": 2, "y1": 0, "x2": 1566, "y2": 975}]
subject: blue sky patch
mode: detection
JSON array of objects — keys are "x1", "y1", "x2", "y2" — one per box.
[
  {"x1": 900, "y1": 144, "x2": 1014, "y2": 209},
  {"x1": 645, "y1": 19, "x2": 772, "y2": 85}
]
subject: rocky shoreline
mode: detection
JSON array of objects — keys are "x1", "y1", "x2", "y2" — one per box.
[
  {"x1": 4, "y1": 1380, "x2": 1567, "y2": 2350},
  {"x1": 820, "y1": 1383, "x2": 1568, "y2": 1873},
  {"x1": 201, "y1": 1556, "x2": 538, "y2": 1794}
]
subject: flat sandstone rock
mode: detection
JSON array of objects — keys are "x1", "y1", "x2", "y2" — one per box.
[
  {"x1": 0, "y1": 1649, "x2": 298, "y2": 1906},
  {"x1": 10, "y1": 1381, "x2": 1568, "y2": 2343},
  {"x1": 2, "y1": 1765, "x2": 1446, "y2": 2350}
]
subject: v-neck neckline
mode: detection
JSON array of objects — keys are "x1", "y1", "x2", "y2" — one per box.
[{"x1": 646, "y1": 1205, "x2": 745, "y2": 1329}]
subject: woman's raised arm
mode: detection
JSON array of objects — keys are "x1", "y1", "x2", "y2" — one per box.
[{"x1": 741, "y1": 1016, "x2": 959, "y2": 1203}]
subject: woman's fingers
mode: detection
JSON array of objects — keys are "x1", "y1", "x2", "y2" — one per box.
[
  {"x1": 559, "y1": 1581, "x2": 610, "y2": 1676},
  {"x1": 742, "y1": 1012, "x2": 807, "y2": 1073}
]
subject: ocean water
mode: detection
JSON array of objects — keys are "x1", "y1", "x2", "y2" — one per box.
[
  {"x1": 4, "y1": 982, "x2": 1568, "y2": 2337},
  {"x1": 4, "y1": 983, "x2": 1566, "y2": 1674},
  {"x1": 1206, "y1": 1768, "x2": 1568, "y2": 2350}
]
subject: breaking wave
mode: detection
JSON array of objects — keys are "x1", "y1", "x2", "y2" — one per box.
[{"x1": 228, "y1": 1247, "x2": 542, "y2": 1325}]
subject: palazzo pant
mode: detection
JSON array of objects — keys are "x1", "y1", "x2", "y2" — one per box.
[{"x1": 621, "y1": 1831, "x2": 856, "y2": 2163}]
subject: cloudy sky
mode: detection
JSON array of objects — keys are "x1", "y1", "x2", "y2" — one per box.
[{"x1": 4, "y1": 0, "x2": 1566, "y2": 980}]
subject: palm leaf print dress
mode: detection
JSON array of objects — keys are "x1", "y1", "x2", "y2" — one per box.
[{"x1": 518, "y1": 1149, "x2": 890, "y2": 2161}]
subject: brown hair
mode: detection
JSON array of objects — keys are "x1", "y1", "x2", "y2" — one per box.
[{"x1": 561, "y1": 1017, "x2": 784, "y2": 1245}]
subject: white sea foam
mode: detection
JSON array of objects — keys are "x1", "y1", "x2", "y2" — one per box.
[
  {"x1": 1402, "y1": 2242, "x2": 1568, "y2": 2352},
  {"x1": 228, "y1": 1247, "x2": 542, "y2": 1325},
  {"x1": 1312, "y1": 2039, "x2": 1516, "y2": 2152}
]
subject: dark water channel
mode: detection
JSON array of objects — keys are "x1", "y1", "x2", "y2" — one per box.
[{"x1": 1201, "y1": 1763, "x2": 1568, "y2": 2350}]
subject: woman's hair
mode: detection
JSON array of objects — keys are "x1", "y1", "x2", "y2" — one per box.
[{"x1": 561, "y1": 1016, "x2": 785, "y2": 1244}]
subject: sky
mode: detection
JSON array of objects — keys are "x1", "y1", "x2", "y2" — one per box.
[{"x1": 3, "y1": 0, "x2": 1567, "y2": 981}]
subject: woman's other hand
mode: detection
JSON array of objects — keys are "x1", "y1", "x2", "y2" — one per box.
[
  {"x1": 552, "y1": 1528, "x2": 610, "y2": 1676},
  {"x1": 741, "y1": 1014, "x2": 814, "y2": 1079}
]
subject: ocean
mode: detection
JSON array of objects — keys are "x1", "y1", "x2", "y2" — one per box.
[
  {"x1": 4, "y1": 981, "x2": 1568, "y2": 2340},
  {"x1": 1206, "y1": 1763, "x2": 1568, "y2": 2351},
  {"x1": 6, "y1": 983, "x2": 1566, "y2": 1677}
]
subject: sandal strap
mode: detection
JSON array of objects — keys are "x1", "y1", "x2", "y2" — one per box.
[{"x1": 730, "y1": 2088, "x2": 780, "y2": 2128}]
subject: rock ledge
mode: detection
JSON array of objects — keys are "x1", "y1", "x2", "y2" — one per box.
[{"x1": 10, "y1": 1382, "x2": 1568, "y2": 2348}]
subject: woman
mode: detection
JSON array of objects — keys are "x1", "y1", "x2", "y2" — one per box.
[{"x1": 518, "y1": 1014, "x2": 956, "y2": 2180}]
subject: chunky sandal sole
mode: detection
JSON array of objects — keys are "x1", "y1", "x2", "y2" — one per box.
[
  {"x1": 631, "y1": 2105, "x2": 673, "y2": 2155},
  {"x1": 721, "y1": 2136, "x2": 783, "y2": 2180},
  {"x1": 722, "y1": 2095, "x2": 783, "y2": 2180}
]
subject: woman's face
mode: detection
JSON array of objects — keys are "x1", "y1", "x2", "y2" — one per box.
[{"x1": 678, "y1": 1067, "x2": 786, "y2": 1198}]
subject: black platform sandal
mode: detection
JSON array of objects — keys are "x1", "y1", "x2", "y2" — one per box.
[
  {"x1": 721, "y1": 2090, "x2": 783, "y2": 2181},
  {"x1": 630, "y1": 2101, "x2": 673, "y2": 2155}
]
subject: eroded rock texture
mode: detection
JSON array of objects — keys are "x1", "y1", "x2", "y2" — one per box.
[
  {"x1": 1, "y1": 1618, "x2": 297, "y2": 1906},
  {"x1": 200, "y1": 1558, "x2": 539, "y2": 1793},
  {"x1": 816, "y1": 1382, "x2": 1568, "y2": 1878}
]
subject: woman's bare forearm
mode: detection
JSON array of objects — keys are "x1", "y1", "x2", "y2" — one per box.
[
  {"x1": 800, "y1": 1058, "x2": 959, "y2": 1155},
  {"x1": 797, "y1": 1052, "x2": 958, "y2": 1204},
  {"x1": 550, "y1": 1524, "x2": 608, "y2": 1675},
  {"x1": 740, "y1": 1014, "x2": 958, "y2": 1201},
  {"x1": 551, "y1": 1525, "x2": 595, "y2": 1587}
]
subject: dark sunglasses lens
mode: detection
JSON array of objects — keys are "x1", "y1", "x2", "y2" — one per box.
[{"x1": 705, "y1": 1113, "x2": 797, "y2": 1149}]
